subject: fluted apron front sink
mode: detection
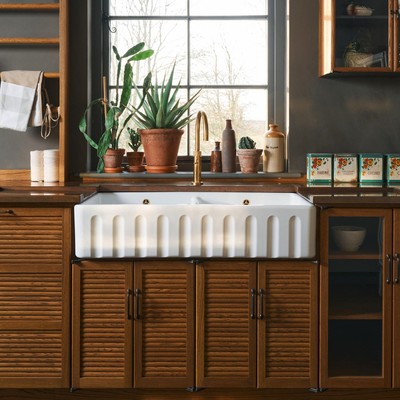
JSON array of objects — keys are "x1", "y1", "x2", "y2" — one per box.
[{"x1": 74, "y1": 192, "x2": 316, "y2": 258}]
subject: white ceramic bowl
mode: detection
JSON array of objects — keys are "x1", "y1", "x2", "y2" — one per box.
[{"x1": 332, "y1": 225, "x2": 367, "y2": 252}]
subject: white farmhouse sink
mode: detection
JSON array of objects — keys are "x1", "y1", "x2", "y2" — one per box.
[{"x1": 74, "y1": 192, "x2": 316, "y2": 259}]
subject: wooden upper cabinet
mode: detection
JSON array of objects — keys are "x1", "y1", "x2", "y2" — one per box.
[
  {"x1": 319, "y1": 0, "x2": 399, "y2": 76},
  {"x1": 72, "y1": 261, "x2": 133, "y2": 389},
  {"x1": 257, "y1": 261, "x2": 318, "y2": 388},
  {"x1": 134, "y1": 261, "x2": 195, "y2": 388},
  {"x1": 196, "y1": 261, "x2": 257, "y2": 388},
  {"x1": 0, "y1": 207, "x2": 71, "y2": 388}
]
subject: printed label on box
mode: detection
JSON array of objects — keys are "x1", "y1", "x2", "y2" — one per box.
[{"x1": 307, "y1": 154, "x2": 332, "y2": 182}]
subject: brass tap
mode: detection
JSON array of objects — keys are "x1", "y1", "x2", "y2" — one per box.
[{"x1": 193, "y1": 111, "x2": 209, "y2": 186}]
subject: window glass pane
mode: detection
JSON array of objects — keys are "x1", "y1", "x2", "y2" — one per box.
[
  {"x1": 190, "y1": 0, "x2": 267, "y2": 16},
  {"x1": 189, "y1": 89, "x2": 268, "y2": 155},
  {"x1": 191, "y1": 21, "x2": 267, "y2": 85},
  {"x1": 109, "y1": 20, "x2": 188, "y2": 86},
  {"x1": 110, "y1": 0, "x2": 186, "y2": 16}
]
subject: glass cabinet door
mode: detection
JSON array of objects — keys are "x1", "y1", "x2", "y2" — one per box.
[
  {"x1": 334, "y1": 0, "x2": 391, "y2": 71},
  {"x1": 321, "y1": 209, "x2": 392, "y2": 388}
]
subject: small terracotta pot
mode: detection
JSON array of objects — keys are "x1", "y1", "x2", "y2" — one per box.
[
  {"x1": 126, "y1": 151, "x2": 145, "y2": 172},
  {"x1": 103, "y1": 148, "x2": 125, "y2": 173},
  {"x1": 139, "y1": 128, "x2": 184, "y2": 174},
  {"x1": 237, "y1": 149, "x2": 262, "y2": 174}
]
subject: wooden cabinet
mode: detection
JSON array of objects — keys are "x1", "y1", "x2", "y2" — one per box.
[
  {"x1": 0, "y1": 1, "x2": 68, "y2": 181},
  {"x1": 320, "y1": 208, "x2": 395, "y2": 388},
  {"x1": 196, "y1": 260, "x2": 318, "y2": 389},
  {"x1": 0, "y1": 207, "x2": 71, "y2": 388},
  {"x1": 72, "y1": 260, "x2": 195, "y2": 389},
  {"x1": 73, "y1": 259, "x2": 317, "y2": 389},
  {"x1": 72, "y1": 261, "x2": 133, "y2": 388},
  {"x1": 319, "y1": 0, "x2": 400, "y2": 76}
]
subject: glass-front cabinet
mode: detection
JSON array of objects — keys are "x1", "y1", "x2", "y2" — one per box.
[
  {"x1": 319, "y1": 0, "x2": 400, "y2": 75},
  {"x1": 320, "y1": 208, "x2": 393, "y2": 388}
]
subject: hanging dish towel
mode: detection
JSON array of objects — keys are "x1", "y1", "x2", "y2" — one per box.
[{"x1": 0, "y1": 70, "x2": 43, "y2": 132}]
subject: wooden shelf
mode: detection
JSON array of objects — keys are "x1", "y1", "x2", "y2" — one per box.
[
  {"x1": 0, "y1": 37, "x2": 59, "y2": 45},
  {"x1": 0, "y1": 3, "x2": 59, "y2": 11},
  {"x1": 329, "y1": 284, "x2": 382, "y2": 320},
  {"x1": 329, "y1": 250, "x2": 381, "y2": 260}
]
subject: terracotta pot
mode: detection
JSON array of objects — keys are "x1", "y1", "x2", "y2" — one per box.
[
  {"x1": 139, "y1": 128, "x2": 184, "y2": 173},
  {"x1": 126, "y1": 151, "x2": 145, "y2": 172},
  {"x1": 237, "y1": 149, "x2": 262, "y2": 174},
  {"x1": 103, "y1": 148, "x2": 125, "y2": 173}
]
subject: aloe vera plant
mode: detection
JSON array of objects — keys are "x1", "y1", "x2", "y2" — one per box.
[
  {"x1": 238, "y1": 136, "x2": 257, "y2": 149},
  {"x1": 133, "y1": 65, "x2": 200, "y2": 130},
  {"x1": 79, "y1": 42, "x2": 153, "y2": 172}
]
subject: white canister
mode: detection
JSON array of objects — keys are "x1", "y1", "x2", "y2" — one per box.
[
  {"x1": 30, "y1": 150, "x2": 44, "y2": 182},
  {"x1": 263, "y1": 124, "x2": 285, "y2": 173},
  {"x1": 43, "y1": 149, "x2": 59, "y2": 182}
]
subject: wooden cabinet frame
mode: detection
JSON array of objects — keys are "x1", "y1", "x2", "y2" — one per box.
[{"x1": 320, "y1": 208, "x2": 393, "y2": 388}]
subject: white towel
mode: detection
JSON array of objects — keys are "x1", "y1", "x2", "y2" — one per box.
[{"x1": 0, "y1": 70, "x2": 43, "y2": 132}]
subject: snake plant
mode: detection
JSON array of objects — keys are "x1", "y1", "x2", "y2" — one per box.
[
  {"x1": 79, "y1": 42, "x2": 153, "y2": 172},
  {"x1": 133, "y1": 65, "x2": 200, "y2": 130}
]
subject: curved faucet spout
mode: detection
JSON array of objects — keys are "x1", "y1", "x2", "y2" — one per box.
[{"x1": 193, "y1": 111, "x2": 209, "y2": 186}]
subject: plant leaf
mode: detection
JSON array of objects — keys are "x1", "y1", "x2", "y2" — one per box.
[
  {"x1": 121, "y1": 42, "x2": 145, "y2": 58},
  {"x1": 112, "y1": 45, "x2": 120, "y2": 61},
  {"x1": 129, "y1": 49, "x2": 154, "y2": 61},
  {"x1": 119, "y1": 62, "x2": 133, "y2": 110}
]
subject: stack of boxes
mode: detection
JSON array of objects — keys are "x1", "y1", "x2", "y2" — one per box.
[{"x1": 306, "y1": 153, "x2": 400, "y2": 184}]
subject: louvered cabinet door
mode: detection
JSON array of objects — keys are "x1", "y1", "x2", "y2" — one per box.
[
  {"x1": 134, "y1": 261, "x2": 195, "y2": 388},
  {"x1": 257, "y1": 261, "x2": 318, "y2": 388},
  {"x1": 196, "y1": 261, "x2": 257, "y2": 388},
  {"x1": 0, "y1": 207, "x2": 70, "y2": 388},
  {"x1": 72, "y1": 261, "x2": 133, "y2": 388}
]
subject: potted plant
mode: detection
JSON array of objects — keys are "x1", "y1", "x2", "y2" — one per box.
[
  {"x1": 79, "y1": 42, "x2": 153, "y2": 173},
  {"x1": 133, "y1": 65, "x2": 200, "y2": 173},
  {"x1": 126, "y1": 127, "x2": 145, "y2": 172},
  {"x1": 237, "y1": 136, "x2": 262, "y2": 174}
]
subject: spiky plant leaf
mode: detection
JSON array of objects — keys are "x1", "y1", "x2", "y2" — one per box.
[{"x1": 122, "y1": 42, "x2": 145, "y2": 58}]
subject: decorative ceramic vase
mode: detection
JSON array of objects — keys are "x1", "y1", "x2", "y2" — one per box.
[
  {"x1": 103, "y1": 148, "x2": 125, "y2": 173},
  {"x1": 237, "y1": 149, "x2": 262, "y2": 173},
  {"x1": 263, "y1": 124, "x2": 285, "y2": 173},
  {"x1": 126, "y1": 151, "x2": 145, "y2": 172},
  {"x1": 221, "y1": 119, "x2": 237, "y2": 173},
  {"x1": 139, "y1": 128, "x2": 184, "y2": 173}
]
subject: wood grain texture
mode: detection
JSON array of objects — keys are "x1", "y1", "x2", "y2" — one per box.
[
  {"x1": 196, "y1": 261, "x2": 257, "y2": 388},
  {"x1": 257, "y1": 261, "x2": 318, "y2": 388},
  {"x1": 72, "y1": 261, "x2": 133, "y2": 389},
  {"x1": 134, "y1": 261, "x2": 195, "y2": 388},
  {"x1": 1, "y1": 388, "x2": 400, "y2": 400}
]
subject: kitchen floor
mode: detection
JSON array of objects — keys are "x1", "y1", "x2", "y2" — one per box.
[{"x1": 1, "y1": 389, "x2": 400, "y2": 400}]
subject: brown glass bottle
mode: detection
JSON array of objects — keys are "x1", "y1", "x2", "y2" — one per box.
[{"x1": 210, "y1": 141, "x2": 222, "y2": 172}]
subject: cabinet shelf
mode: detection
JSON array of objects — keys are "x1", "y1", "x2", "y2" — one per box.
[
  {"x1": 329, "y1": 284, "x2": 382, "y2": 320},
  {"x1": 329, "y1": 250, "x2": 381, "y2": 260},
  {"x1": 0, "y1": 37, "x2": 59, "y2": 45},
  {"x1": 0, "y1": 3, "x2": 60, "y2": 11}
]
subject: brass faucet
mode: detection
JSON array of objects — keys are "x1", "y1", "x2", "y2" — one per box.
[{"x1": 193, "y1": 111, "x2": 209, "y2": 186}]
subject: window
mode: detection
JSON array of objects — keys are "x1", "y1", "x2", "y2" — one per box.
[{"x1": 102, "y1": 0, "x2": 286, "y2": 157}]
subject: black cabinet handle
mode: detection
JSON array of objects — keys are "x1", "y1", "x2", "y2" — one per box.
[
  {"x1": 386, "y1": 254, "x2": 392, "y2": 284},
  {"x1": 250, "y1": 289, "x2": 256, "y2": 319},
  {"x1": 126, "y1": 289, "x2": 132, "y2": 320},
  {"x1": 135, "y1": 288, "x2": 141, "y2": 320},
  {"x1": 258, "y1": 289, "x2": 264, "y2": 319},
  {"x1": 394, "y1": 253, "x2": 400, "y2": 284}
]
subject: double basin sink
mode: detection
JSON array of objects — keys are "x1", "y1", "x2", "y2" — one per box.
[{"x1": 74, "y1": 191, "x2": 316, "y2": 259}]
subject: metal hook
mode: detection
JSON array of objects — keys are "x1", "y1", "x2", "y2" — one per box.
[{"x1": 102, "y1": 12, "x2": 117, "y2": 33}]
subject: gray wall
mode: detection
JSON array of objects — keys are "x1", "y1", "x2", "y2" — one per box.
[{"x1": 288, "y1": 0, "x2": 400, "y2": 172}]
